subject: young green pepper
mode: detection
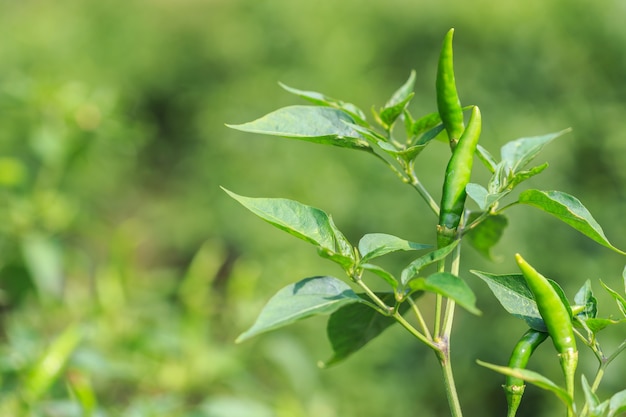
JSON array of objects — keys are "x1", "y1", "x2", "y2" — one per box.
[
  {"x1": 437, "y1": 105, "x2": 481, "y2": 248},
  {"x1": 504, "y1": 329, "x2": 548, "y2": 417},
  {"x1": 436, "y1": 28, "x2": 464, "y2": 150},
  {"x1": 515, "y1": 254, "x2": 578, "y2": 401}
]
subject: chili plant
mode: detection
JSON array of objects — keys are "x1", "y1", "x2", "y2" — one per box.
[{"x1": 224, "y1": 29, "x2": 626, "y2": 417}]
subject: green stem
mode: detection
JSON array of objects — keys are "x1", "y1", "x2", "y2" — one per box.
[
  {"x1": 408, "y1": 297, "x2": 432, "y2": 340},
  {"x1": 436, "y1": 345, "x2": 464, "y2": 417},
  {"x1": 407, "y1": 161, "x2": 440, "y2": 217},
  {"x1": 394, "y1": 312, "x2": 438, "y2": 351}
]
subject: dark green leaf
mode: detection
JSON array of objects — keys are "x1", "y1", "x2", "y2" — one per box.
[
  {"x1": 400, "y1": 242, "x2": 459, "y2": 286},
  {"x1": 609, "y1": 389, "x2": 626, "y2": 417},
  {"x1": 465, "y1": 213, "x2": 508, "y2": 260},
  {"x1": 322, "y1": 293, "x2": 412, "y2": 367},
  {"x1": 518, "y1": 189, "x2": 626, "y2": 255},
  {"x1": 410, "y1": 272, "x2": 481, "y2": 315},
  {"x1": 410, "y1": 111, "x2": 442, "y2": 138},
  {"x1": 380, "y1": 93, "x2": 415, "y2": 129},
  {"x1": 278, "y1": 83, "x2": 367, "y2": 124},
  {"x1": 226, "y1": 105, "x2": 372, "y2": 151},
  {"x1": 236, "y1": 276, "x2": 362, "y2": 343},
  {"x1": 358, "y1": 233, "x2": 431, "y2": 263},
  {"x1": 471, "y1": 271, "x2": 546, "y2": 331},
  {"x1": 477, "y1": 361, "x2": 574, "y2": 413},
  {"x1": 500, "y1": 129, "x2": 570, "y2": 174}
]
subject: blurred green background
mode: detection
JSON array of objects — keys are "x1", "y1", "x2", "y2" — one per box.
[{"x1": 1, "y1": 0, "x2": 625, "y2": 416}]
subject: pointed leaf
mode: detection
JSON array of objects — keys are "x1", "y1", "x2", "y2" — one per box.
[
  {"x1": 410, "y1": 272, "x2": 481, "y2": 315},
  {"x1": 236, "y1": 276, "x2": 362, "y2": 343},
  {"x1": 581, "y1": 375, "x2": 603, "y2": 414},
  {"x1": 278, "y1": 83, "x2": 367, "y2": 124},
  {"x1": 410, "y1": 111, "x2": 442, "y2": 138},
  {"x1": 583, "y1": 317, "x2": 625, "y2": 333},
  {"x1": 465, "y1": 213, "x2": 508, "y2": 260},
  {"x1": 477, "y1": 361, "x2": 574, "y2": 412},
  {"x1": 322, "y1": 293, "x2": 413, "y2": 367},
  {"x1": 471, "y1": 271, "x2": 546, "y2": 331},
  {"x1": 609, "y1": 389, "x2": 626, "y2": 417},
  {"x1": 600, "y1": 280, "x2": 626, "y2": 318},
  {"x1": 223, "y1": 189, "x2": 354, "y2": 265},
  {"x1": 574, "y1": 280, "x2": 597, "y2": 320},
  {"x1": 466, "y1": 183, "x2": 509, "y2": 210},
  {"x1": 400, "y1": 241, "x2": 459, "y2": 286},
  {"x1": 379, "y1": 92, "x2": 415, "y2": 129},
  {"x1": 226, "y1": 105, "x2": 372, "y2": 151},
  {"x1": 508, "y1": 163, "x2": 549, "y2": 188},
  {"x1": 361, "y1": 263, "x2": 398, "y2": 288},
  {"x1": 384, "y1": 71, "x2": 416, "y2": 109},
  {"x1": 500, "y1": 129, "x2": 570, "y2": 173},
  {"x1": 518, "y1": 190, "x2": 626, "y2": 255},
  {"x1": 477, "y1": 144, "x2": 497, "y2": 173},
  {"x1": 358, "y1": 233, "x2": 431, "y2": 263}
]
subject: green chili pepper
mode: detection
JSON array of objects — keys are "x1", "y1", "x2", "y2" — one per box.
[
  {"x1": 503, "y1": 329, "x2": 548, "y2": 417},
  {"x1": 436, "y1": 28, "x2": 464, "y2": 150},
  {"x1": 437, "y1": 105, "x2": 481, "y2": 248},
  {"x1": 515, "y1": 254, "x2": 578, "y2": 400}
]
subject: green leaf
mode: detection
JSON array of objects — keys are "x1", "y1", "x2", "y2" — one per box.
[
  {"x1": 465, "y1": 213, "x2": 508, "y2": 260},
  {"x1": 226, "y1": 105, "x2": 372, "y2": 151},
  {"x1": 476, "y1": 144, "x2": 497, "y2": 173},
  {"x1": 574, "y1": 280, "x2": 597, "y2": 320},
  {"x1": 361, "y1": 263, "x2": 398, "y2": 288},
  {"x1": 322, "y1": 293, "x2": 412, "y2": 367},
  {"x1": 473, "y1": 270, "x2": 573, "y2": 330},
  {"x1": 24, "y1": 325, "x2": 82, "y2": 402},
  {"x1": 223, "y1": 189, "x2": 354, "y2": 266},
  {"x1": 600, "y1": 280, "x2": 626, "y2": 318},
  {"x1": 500, "y1": 129, "x2": 570, "y2": 174},
  {"x1": 410, "y1": 111, "x2": 442, "y2": 138},
  {"x1": 471, "y1": 271, "x2": 546, "y2": 331},
  {"x1": 278, "y1": 83, "x2": 367, "y2": 125},
  {"x1": 582, "y1": 375, "x2": 610, "y2": 417},
  {"x1": 518, "y1": 189, "x2": 626, "y2": 255},
  {"x1": 477, "y1": 360, "x2": 574, "y2": 413},
  {"x1": 400, "y1": 241, "x2": 459, "y2": 286},
  {"x1": 379, "y1": 92, "x2": 415, "y2": 129},
  {"x1": 609, "y1": 389, "x2": 626, "y2": 417},
  {"x1": 583, "y1": 317, "x2": 625, "y2": 333},
  {"x1": 236, "y1": 276, "x2": 362, "y2": 343},
  {"x1": 466, "y1": 183, "x2": 510, "y2": 211},
  {"x1": 508, "y1": 163, "x2": 549, "y2": 188},
  {"x1": 410, "y1": 272, "x2": 481, "y2": 315},
  {"x1": 358, "y1": 233, "x2": 431, "y2": 264}
]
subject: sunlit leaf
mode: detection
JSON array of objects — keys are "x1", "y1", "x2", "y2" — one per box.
[
  {"x1": 400, "y1": 242, "x2": 459, "y2": 286},
  {"x1": 471, "y1": 271, "x2": 546, "y2": 331},
  {"x1": 518, "y1": 189, "x2": 626, "y2": 255},
  {"x1": 278, "y1": 83, "x2": 367, "y2": 124},
  {"x1": 226, "y1": 105, "x2": 372, "y2": 151},
  {"x1": 609, "y1": 389, "x2": 626, "y2": 417},
  {"x1": 409, "y1": 272, "x2": 481, "y2": 315},
  {"x1": 236, "y1": 276, "x2": 362, "y2": 343},
  {"x1": 358, "y1": 233, "x2": 430, "y2": 263},
  {"x1": 361, "y1": 263, "x2": 398, "y2": 288},
  {"x1": 223, "y1": 189, "x2": 354, "y2": 267},
  {"x1": 500, "y1": 129, "x2": 570, "y2": 173}
]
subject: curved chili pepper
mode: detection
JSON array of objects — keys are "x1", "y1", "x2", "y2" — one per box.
[
  {"x1": 504, "y1": 329, "x2": 548, "y2": 417},
  {"x1": 436, "y1": 28, "x2": 465, "y2": 150},
  {"x1": 515, "y1": 254, "x2": 578, "y2": 400}
]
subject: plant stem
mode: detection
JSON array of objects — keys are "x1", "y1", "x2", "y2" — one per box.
[
  {"x1": 409, "y1": 297, "x2": 432, "y2": 340},
  {"x1": 436, "y1": 344, "x2": 464, "y2": 417},
  {"x1": 407, "y1": 161, "x2": 440, "y2": 217}
]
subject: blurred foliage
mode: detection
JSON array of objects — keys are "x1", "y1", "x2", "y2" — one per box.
[{"x1": 0, "y1": 0, "x2": 624, "y2": 416}]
